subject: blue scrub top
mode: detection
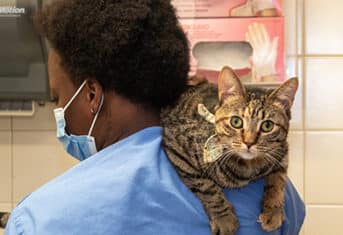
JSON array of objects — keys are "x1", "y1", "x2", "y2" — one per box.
[{"x1": 5, "y1": 127, "x2": 305, "y2": 235}]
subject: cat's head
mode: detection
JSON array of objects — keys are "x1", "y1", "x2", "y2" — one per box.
[{"x1": 214, "y1": 67, "x2": 298, "y2": 163}]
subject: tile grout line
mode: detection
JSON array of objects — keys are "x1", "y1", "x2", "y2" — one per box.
[
  {"x1": 286, "y1": 54, "x2": 304, "y2": 57},
  {"x1": 10, "y1": 117, "x2": 14, "y2": 210},
  {"x1": 300, "y1": 0, "x2": 307, "y2": 205},
  {"x1": 302, "y1": 0, "x2": 306, "y2": 56},
  {"x1": 304, "y1": 54, "x2": 343, "y2": 57},
  {"x1": 293, "y1": 0, "x2": 305, "y2": 205},
  {"x1": 295, "y1": 0, "x2": 299, "y2": 67},
  {"x1": 299, "y1": 1, "x2": 307, "y2": 233},
  {"x1": 294, "y1": 0, "x2": 306, "y2": 211},
  {"x1": 303, "y1": 129, "x2": 343, "y2": 132},
  {"x1": 301, "y1": 0, "x2": 307, "y2": 209},
  {"x1": 302, "y1": 57, "x2": 307, "y2": 205}
]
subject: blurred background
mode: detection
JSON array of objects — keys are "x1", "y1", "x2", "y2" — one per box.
[{"x1": 0, "y1": 0, "x2": 343, "y2": 234}]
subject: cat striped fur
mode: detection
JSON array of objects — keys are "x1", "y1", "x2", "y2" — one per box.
[
  {"x1": 161, "y1": 67, "x2": 298, "y2": 235},
  {"x1": 0, "y1": 212, "x2": 10, "y2": 229}
]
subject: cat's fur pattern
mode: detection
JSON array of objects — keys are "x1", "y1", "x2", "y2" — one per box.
[
  {"x1": 0, "y1": 212, "x2": 10, "y2": 229},
  {"x1": 161, "y1": 67, "x2": 298, "y2": 235}
]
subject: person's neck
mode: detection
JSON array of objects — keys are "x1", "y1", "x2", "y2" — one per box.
[{"x1": 97, "y1": 93, "x2": 160, "y2": 150}]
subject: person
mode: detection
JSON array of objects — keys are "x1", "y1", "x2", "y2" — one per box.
[{"x1": 5, "y1": 0, "x2": 305, "y2": 234}]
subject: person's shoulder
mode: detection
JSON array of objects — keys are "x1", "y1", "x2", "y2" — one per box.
[
  {"x1": 284, "y1": 179, "x2": 305, "y2": 216},
  {"x1": 13, "y1": 125, "x2": 193, "y2": 212},
  {"x1": 222, "y1": 178, "x2": 305, "y2": 234},
  {"x1": 282, "y1": 179, "x2": 306, "y2": 234}
]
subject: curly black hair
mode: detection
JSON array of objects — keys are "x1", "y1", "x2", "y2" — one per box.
[{"x1": 35, "y1": 0, "x2": 189, "y2": 111}]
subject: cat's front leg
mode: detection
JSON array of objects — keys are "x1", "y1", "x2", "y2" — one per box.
[
  {"x1": 186, "y1": 177, "x2": 239, "y2": 235},
  {"x1": 259, "y1": 170, "x2": 287, "y2": 231}
]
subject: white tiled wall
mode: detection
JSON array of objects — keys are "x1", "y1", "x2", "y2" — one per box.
[
  {"x1": 287, "y1": 57, "x2": 303, "y2": 130},
  {"x1": 305, "y1": 0, "x2": 343, "y2": 54},
  {"x1": 284, "y1": 0, "x2": 297, "y2": 55},
  {"x1": 0, "y1": 132, "x2": 11, "y2": 204},
  {"x1": 302, "y1": 0, "x2": 343, "y2": 234},
  {"x1": 305, "y1": 58, "x2": 343, "y2": 129},
  {"x1": 305, "y1": 206, "x2": 343, "y2": 235},
  {"x1": 0, "y1": 118, "x2": 10, "y2": 131},
  {"x1": 0, "y1": 104, "x2": 77, "y2": 212},
  {"x1": 305, "y1": 132, "x2": 343, "y2": 204},
  {"x1": 12, "y1": 103, "x2": 56, "y2": 131},
  {"x1": 288, "y1": 131, "x2": 304, "y2": 198},
  {"x1": 12, "y1": 130, "x2": 78, "y2": 202}
]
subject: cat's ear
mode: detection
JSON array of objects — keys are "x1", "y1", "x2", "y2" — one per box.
[
  {"x1": 218, "y1": 66, "x2": 245, "y2": 102},
  {"x1": 268, "y1": 77, "x2": 299, "y2": 110}
]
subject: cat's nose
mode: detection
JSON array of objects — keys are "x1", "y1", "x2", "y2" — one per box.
[
  {"x1": 243, "y1": 141, "x2": 255, "y2": 149},
  {"x1": 242, "y1": 142, "x2": 255, "y2": 151},
  {"x1": 243, "y1": 131, "x2": 257, "y2": 148}
]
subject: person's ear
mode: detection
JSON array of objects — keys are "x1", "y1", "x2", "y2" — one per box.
[
  {"x1": 85, "y1": 80, "x2": 103, "y2": 115},
  {"x1": 218, "y1": 66, "x2": 245, "y2": 103},
  {"x1": 268, "y1": 77, "x2": 298, "y2": 110}
]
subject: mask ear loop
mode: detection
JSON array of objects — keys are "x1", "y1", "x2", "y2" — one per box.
[
  {"x1": 63, "y1": 80, "x2": 88, "y2": 112},
  {"x1": 88, "y1": 93, "x2": 104, "y2": 136}
]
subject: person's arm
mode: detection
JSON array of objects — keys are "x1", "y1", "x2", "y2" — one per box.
[
  {"x1": 4, "y1": 212, "x2": 21, "y2": 235},
  {"x1": 223, "y1": 178, "x2": 305, "y2": 235},
  {"x1": 281, "y1": 180, "x2": 306, "y2": 234},
  {"x1": 4, "y1": 205, "x2": 35, "y2": 235}
]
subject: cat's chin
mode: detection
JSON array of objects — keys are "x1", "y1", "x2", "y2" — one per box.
[{"x1": 238, "y1": 152, "x2": 256, "y2": 160}]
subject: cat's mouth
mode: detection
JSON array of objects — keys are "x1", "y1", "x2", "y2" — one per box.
[
  {"x1": 237, "y1": 149, "x2": 257, "y2": 160},
  {"x1": 238, "y1": 152, "x2": 255, "y2": 160}
]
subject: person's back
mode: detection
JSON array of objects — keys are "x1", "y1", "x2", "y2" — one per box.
[{"x1": 6, "y1": 127, "x2": 304, "y2": 235}]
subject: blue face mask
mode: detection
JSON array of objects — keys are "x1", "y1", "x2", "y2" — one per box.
[{"x1": 53, "y1": 80, "x2": 104, "y2": 161}]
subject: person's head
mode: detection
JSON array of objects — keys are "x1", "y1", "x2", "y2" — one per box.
[{"x1": 35, "y1": 0, "x2": 189, "y2": 151}]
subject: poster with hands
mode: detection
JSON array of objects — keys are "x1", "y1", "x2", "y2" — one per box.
[{"x1": 246, "y1": 22, "x2": 279, "y2": 83}]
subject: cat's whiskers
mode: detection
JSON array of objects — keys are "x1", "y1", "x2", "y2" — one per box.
[
  {"x1": 215, "y1": 151, "x2": 239, "y2": 178},
  {"x1": 268, "y1": 149, "x2": 285, "y2": 161},
  {"x1": 215, "y1": 150, "x2": 236, "y2": 172},
  {"x1": 201, "y1": 153, "x2": 226, "y2": 178},
  {"x1": 205, "y1": 145, "x2": 229, "y2": 153},
  {"x1": 200, "y1": 144, "x2": 231, "y2": 168},
  {"x1": 262, "y1": 155, "x2": 275, "y2": 168},
  {"x1": 201, "y1": 161, "x2": 219, "y2": 178},
  {"x1": 255, "y1": 146, "x2": 271, "y2": 152},
  {"x1": 200, "y1": 143, "x2": 232, "y2": 166},
  {"x1": 201, "y1": 149, "x2": 235, "y2": 178},
  {"x1": 264, "y1": 153, "x2": 282, "y2": 169},
  {"x1": 201, "y1": 153, "x2": 222, "y2": 177},
  {"x1": 260, "y1": 155, "x2": 279, "y2": 174}
]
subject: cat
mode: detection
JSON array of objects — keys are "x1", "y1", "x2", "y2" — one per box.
[
  {"x1": 0, "y1": 212, "x2": 10, "y2": 229},
  {"x1": 161, "y1": 66, "x2": 298, "y2": 235}
]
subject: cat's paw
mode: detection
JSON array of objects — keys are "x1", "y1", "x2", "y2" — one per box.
[
  {"x1": 258, "y1": 209, "x2": 284, "y2": 232},
  {"x1": 210, "y1": 213, "x2": 239, "y2": 235}
]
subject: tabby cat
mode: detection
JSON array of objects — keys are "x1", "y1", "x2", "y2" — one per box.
[
  {"x1": 161, "y1": 66, "x2": 298, "y2": 235},
  {"x1": 0, "y1": 212, "x2": 10, "y2": 229}
]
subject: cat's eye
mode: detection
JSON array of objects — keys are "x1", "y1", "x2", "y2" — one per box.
[
  {"x1": 261, "y1": 120, "x2": 274, "y2": 133},
  {"x1": 230, "y1": 116, "x2": 243, "y2": 129}
]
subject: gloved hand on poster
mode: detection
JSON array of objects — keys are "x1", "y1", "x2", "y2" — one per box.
[
  {"x1": 230, "y1": 0, "x2": 278, "y2": 17},
  {"x1": 246, "y1": 22, "x2": 279, "y2": 82}
]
